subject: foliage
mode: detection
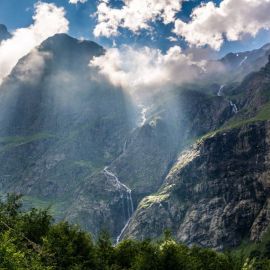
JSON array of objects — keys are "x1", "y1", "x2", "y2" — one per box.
[{"x1": 0, "y1": 193, "x2": 269, "y2": 269}]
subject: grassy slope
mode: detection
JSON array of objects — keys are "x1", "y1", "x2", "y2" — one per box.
[
  {"x1": 232, "y1": 229, "x2": 270, "y2": 258},
  {"x1": 198, "y1": 101, "x2": 270, "y2": 142}
]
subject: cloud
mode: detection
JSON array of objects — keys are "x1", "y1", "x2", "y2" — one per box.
[
  {"x1": 89, "y1": 45, "x2": 205, "y2": 92},
  {"x1": 0, "y1": 2, "x2": 69, "y2": 84},
  {"x1": 167, "y1": 36, "x2": 178, "y2": 42},
  {"x1": 94, "y1": 0, "x2": 183, "y2": 37},
  {"x1": 174, "y1": 0, "x2": 270, "y2": 50},
  {"x1": 14, "y1": 50, "x2": 52, "y2": 85},
  {"x1": 69, "y1": 0, "x2": 87, "y2": 4}
]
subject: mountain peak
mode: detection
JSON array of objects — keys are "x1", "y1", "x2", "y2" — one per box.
[
  {"x1": 37, "y1": 33, "x2": 105, "y2": 68},
  {"x1": 0, "y1": 24, "x2": 11, "y2": 41},
  {"x1": 39, "y1": 33, "x2": 104, "y2": 54}
]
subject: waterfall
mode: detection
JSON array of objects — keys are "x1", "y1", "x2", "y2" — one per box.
[
  {"x1": 217, "y1": 85, "x2": 225, "y2": 96},
  {"x1": 229, "y1": 101, "x2": 238, "y2": 114},
  {"x1": 103, "y1": 167, "x2": 134, "y2": 244},
  {"x1": 123, "y1": 139, "x2": 128, "y2": 153},
  {"x1": 116, "y1": 217, "x2": 132, "y2": 244},
  {"x1": 138, "y1": 105, "x2": 148, "y2": 126},
  {"x1": 239, "y1": 56, "x2": 248, "y2": 67},
  {"x1": 217, "y1": 84, "x2": 238, "y2": 114}
]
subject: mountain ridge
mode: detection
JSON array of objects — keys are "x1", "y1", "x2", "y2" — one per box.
[
  {"x1": 1, "y1": 30, "x2": 270, "y2": 247},
  {"x1": 0, "y1": 24, "x2": 11, "y2": 42}
]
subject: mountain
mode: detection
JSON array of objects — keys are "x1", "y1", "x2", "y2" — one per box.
[
  {"x1": 1, "y1": 30, "x2": 270, "y2": 248},
  {"x1": 0, "y1": 33, "x2": 137, "y2": 238},
  {"x1": 123, "y1": 121, "x2": 270, "y2": 250},
  {"x1": 220, "y1": 43, "x2": 270, "y2": 82},
  {"x1": 0, "y1": 32, "x2": 235, "y2": 241},
  {"x1": 122, "y1": 56, "x2": 270, "y2": 249},
  {"x1": 0, "y1": 24, "x2": 11, "y2": 42}
]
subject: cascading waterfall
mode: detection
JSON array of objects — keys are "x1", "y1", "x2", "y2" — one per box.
[
  {"x1": 123, "y1": 139, "x2": 128, "y2": 153},
  {"x1": 138, "y1": 104, "x2": 148, "y2": 126},
  {"x1": 103, "y1": 167, "x2": 134, "y2": 244},
  {"x1": 217, "y1": 85, "x2": 225, "y2": 96},
  {"x1": 239, "y1": 56, "x2": 248, "y2": 66},
  {"x1": 230, "y1": 101, "x2": 238, "y2": 114},
  {"x1": 217, "y1": 85, "x2": 238, "y2": 114}
]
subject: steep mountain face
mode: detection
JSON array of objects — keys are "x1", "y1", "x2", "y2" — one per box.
[
  {"x1": 1, "y1": 25, "x2": 270, "y2": 248},
  {"x1": 220, "y1": 43, "x2": 270, "y2": 82},
  {"x1": 123, "y1": 121, "x2": 270, "y2": 250},
  {"x1": 0, "y1": 32, "x2": 229, "y2": 240},
  {"x1": 0, "y1": 31, "x2": 236, "y2": 241},
  {"x1": 0, "y1": 34, "x2": 137, "y2": 237},
  {"x1": 65, "y1": 88, "x2": 233, "y2": 239},
  {"x1": 122, "y1": 57, "x2": 270, "y2": 249},
  {"x1": 0, "y1": 24, "x2": 11, "y2": 42}
]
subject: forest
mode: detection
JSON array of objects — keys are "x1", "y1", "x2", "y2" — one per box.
[{"x1": 0, "y1": 194, "x2": 269, "y2": 270}]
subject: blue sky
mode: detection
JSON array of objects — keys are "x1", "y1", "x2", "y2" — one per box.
[{"x1": 0, "y1": 0, "x2": 270, "y2": 57}]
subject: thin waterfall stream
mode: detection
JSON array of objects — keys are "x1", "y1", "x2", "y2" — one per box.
[
  {"x1": 138, "y1": 104, "x2": 149, "y2": 126},
  {"x1": 217, "y1": 85, "x2": 238, "y2": 114},
  {"x1": 103, "y1": 167, "x2": 134, "y2": 244}
]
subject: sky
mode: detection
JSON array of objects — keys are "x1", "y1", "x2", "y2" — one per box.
[
  {"x1": 1, "y1": 0, "x2": 270, "y2": 89},
  {"x1": 1, "y1": 0, "x2": 270, "y2": 58}
]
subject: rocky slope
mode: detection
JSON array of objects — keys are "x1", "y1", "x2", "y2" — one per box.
[
  {"x1": 2, "y1": 25, "x2": 270, "y2": 246},
  {"x1": 220, "y1": 43, "x2": 270, "y2": 82},
  {"x1": 0, "y1": 33, "x2": 137, "y2": 238},
  {"x1": 0, "y1": 31, "x2": 236, "y2": 240},
  {"x1": 66, "y1": 87, "x2": 235, "y2": 241},
  {"x1": 123, "y1": 121, "x2": 270, "y2": 250},
  {"x1": 0, "y1": 32, "x2": 230, "y2": 240},
  {"x1": 0, "y1": 24, "x2": 11, "y2": 42},
  {"x1": 122, "y1": 57, "x2": 270, "y2": 249}
]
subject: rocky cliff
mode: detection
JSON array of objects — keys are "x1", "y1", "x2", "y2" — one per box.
[
  {"x1": 122, "y1": 55, "x2": 270, "y2": 249},
  {"x1": 1, "y1": 27, "x2": 270, "y2": 247},
  {"x1": 123, "y1": 121, "x2": 270, "y2": 250},
  {"x1": 0, "y1": 24, "x2": 11, "y2": 42}
]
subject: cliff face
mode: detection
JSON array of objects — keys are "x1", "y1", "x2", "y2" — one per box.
[
  {"x1": 0, "y1": 34, "x2": 136, "y2": 237},
  {"x1": 65, "y1": 90, "x2": 232, "y2": 240},
  {"x1": 124, "y1": 121, "x2": 270, "y2": 250},
  {"x1": 0, "y1": 24, "x2": 11, "y2": 42},
  {"x1": 2, "y1": 27, "x2": 270, "y2": 247}
]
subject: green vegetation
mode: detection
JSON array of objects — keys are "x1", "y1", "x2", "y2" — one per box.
[
  {"x1": 198, "y1": 101, "x2": 270, "y2": 143},
  {"x1": 22, "y1": 196, "x2": 67, "y2": 217},
  {"x1": 0, "y1": 133, "x2": 57, "y2": 153},
  {"x1": 232, "y1": 230, "x2": 270, "y2": 269},
  {"x1": 0, "y1": 194, "x2": 269, "y2": 269}
]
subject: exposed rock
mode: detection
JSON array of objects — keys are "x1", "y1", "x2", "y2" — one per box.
[
  {"x1": 0, "y1": 24, "x2": 11, "y2": 42},
  {"x1": 1, "y1": 31, "x2": 270, "y2": 247},
  {"x1": 124, "y1": 121, "x2": 270, "y2": 250}
]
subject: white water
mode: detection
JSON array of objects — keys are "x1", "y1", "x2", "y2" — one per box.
[
  {"x1": 239, "y1": 56, "x2": 248, "y2": 67},
  {"x1": 116, "y1": 217, "x2": 132, "y2": 243},
  {"x1": 230, "y1": 101, "x2": 238, "y2": 114},
  {"x1": 103, "y1": 167, "x2": 134, "y2": 244},
  {"x1": 138, "y1": 105, "x2": 148, "y2": 126},
  {"x1": 217, "y1": 84, "x2": 238, "y2": 114},
  {"x1": 217, "y1": 85, "x2": 225, "y2": 96},
  {"x1": 123, "y1": 139, "x2": 128, "y2": 153}
]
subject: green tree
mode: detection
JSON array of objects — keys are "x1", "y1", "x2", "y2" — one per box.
[
  {"x1": 115, "y1": 239, "x2": 140, "y2": 269},
  {"x1": 96, "y1": 230, "x2": 115, "y2": 270},
  {"x1": 42, "y1": 222, "x2": 97, "y2": 269},
  {"x1": 132, "y1": 240, "x2": 161, "y2": 270}
]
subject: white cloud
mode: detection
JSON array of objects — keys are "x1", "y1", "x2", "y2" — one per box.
[
  {"x1": 14, "y1": 50, "x2": 52, "y2": 84},
  {"x1": 94, "y1": 0, "x2": 183, "y2": 37},
  {"x1": 89, "y1": 45, "x2": 205, "y2": 91},
  {"x1": 167, "y1": 36, "x2": 178, "y2": 42},
  {"x1": 174, "y1": 0, "x2": 270, "y2": 50},
  {"x1": 69, "y1": 0, "x2": 87, "y2": 4},
  {"x1": 0, "y1": 2, "x2": 69, "y2": 84}
]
